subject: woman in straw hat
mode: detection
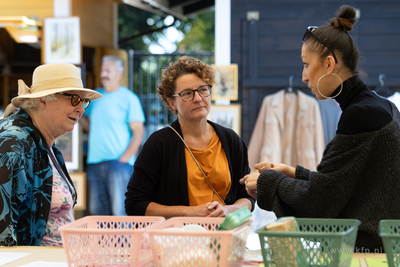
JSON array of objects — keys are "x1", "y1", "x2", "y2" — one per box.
[{"x1": 0, "y1": 63, "x2": 102, "y2": 246}]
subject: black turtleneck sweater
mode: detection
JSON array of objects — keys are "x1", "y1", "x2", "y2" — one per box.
[
  {"x1": 257, "y1": 75, "x2": 400, "y2": 251},
  {"x1": 335, "y1": 75, "x2": 392, "y2": 135}
]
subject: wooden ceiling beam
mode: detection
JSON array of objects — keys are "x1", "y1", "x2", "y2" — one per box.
[
  {"x1": 122, "y1": 0, "x2": 188, "y2": 20},
  {"x1": 182, "y1": 0, "x2": 214, "y2": 16},
  {"x1": 169, "y1": 0, "x2": 200, "y2": 8}
]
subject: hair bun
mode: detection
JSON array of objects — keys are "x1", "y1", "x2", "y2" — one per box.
[{"x1": 330, "y1": 5, "x2": 357, "y2": 32}]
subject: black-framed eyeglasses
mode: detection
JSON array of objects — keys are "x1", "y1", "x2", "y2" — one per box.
[
  {"x1": 57, "y1": 93, "x2": 91, "y2": 109},
  {"x1": 172, "y1": 85, "x2": 212, "y2": 102},
  {"x1": 302, "y1": 26, "x2": 338, "y2": 63}
]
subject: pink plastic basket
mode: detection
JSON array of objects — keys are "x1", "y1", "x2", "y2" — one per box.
[
  {"x1": 147, "y1": 217, "x2": 251, "y2": 267},
  {"x1": 59, "y1": 216, "x2": 165, "y2": 267}
]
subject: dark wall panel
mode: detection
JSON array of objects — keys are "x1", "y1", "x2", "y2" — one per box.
[{"x1": 232, "y1": 0, "x2": 400, "y2": 143}]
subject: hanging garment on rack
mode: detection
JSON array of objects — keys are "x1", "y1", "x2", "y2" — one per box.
[
  {"x1": 247, "y1": 89, "x2": 325, "y2": 235},
  {"x1": 248, "y1": 89, "x2": 325, "y2": 172},
  {"x1": 318, "y1": 98, "x2": 342, "y2": 145}
]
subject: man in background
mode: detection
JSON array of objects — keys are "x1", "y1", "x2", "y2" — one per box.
[{"x1": 80, "y1": 55, "x2": 145, "y2": 215}]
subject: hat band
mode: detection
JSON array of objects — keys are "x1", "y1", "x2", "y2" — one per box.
[{"x1": 30, "y1": 76, "x2": 84, "y2": 94}]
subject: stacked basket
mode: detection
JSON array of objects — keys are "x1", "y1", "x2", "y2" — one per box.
[
  {"x1": 257, "y1": 218, "x2": 361, "y2": 267},
  {"x1": 379, "y1": 220, "x2": 400, "y2": 267},
  {"x1": 60, "y1": 215, "x2": 251, "y2": 267},
  {"x1": 147, "y1": 217, "x2": 251, "y2": 267},
  {"x1": 59, "y1": 216, "x2": 165, "y2": 267}
]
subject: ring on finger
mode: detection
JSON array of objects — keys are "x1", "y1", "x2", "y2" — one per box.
[{"x1": 261, "y1": 166, "x2": 266, "y2": 171}]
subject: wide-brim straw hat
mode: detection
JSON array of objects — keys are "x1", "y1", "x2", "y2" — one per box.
[
  {"x1": 12, "y1": 63, "x2": 102, "y2": 106},
  {"x1": 2, "y1": 63, "x2": 102, "y2": 118}
]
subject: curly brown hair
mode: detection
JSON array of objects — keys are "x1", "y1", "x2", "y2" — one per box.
[{"x1": 157, "y1": 56, "x2": 215, "y2": 115}]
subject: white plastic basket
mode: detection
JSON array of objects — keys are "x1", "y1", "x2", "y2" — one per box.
[
  {"x1": 147, "y1": 217, "x2": 251, "y2": 267},
  {"x1": 60, "y1": 216, "x2": 165, "y2": 267}
]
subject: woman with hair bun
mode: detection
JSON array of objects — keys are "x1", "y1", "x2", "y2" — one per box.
[{"x1": 241, "y1": 5, "x2": 400, "y2": 251}]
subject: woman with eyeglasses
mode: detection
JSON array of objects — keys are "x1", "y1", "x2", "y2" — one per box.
[
  {"x1": 125, "y1": 56, "x2": 255, "y2": 218},
  {"x1": 0, "y1": 63, "x2": 102, "y2": 246},
  {"x1": 241, "y1": 5, "x2": 400, "y2": 251}
]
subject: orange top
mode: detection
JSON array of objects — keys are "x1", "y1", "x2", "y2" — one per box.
[{"x1": 186, "y1": 131, "x2": 231, "y2": 206}]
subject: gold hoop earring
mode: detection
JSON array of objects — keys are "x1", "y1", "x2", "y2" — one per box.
[{"x1": 317, "y1": 73, "x2": 343, "y2": 99}]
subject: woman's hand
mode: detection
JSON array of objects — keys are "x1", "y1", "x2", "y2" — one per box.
[
  {"x1": 255, "y1": 162, "x2": 274, "y2": 173},
  {"x1": 255, "y1": 161, "x2": 296, "y2": 178},
  {"x1": 271, "y1": 163, "x2": 296, "y2": 178},
  {"x1": 239, "y1": 173, "x2": 259, "y2": 199},
  {"x1": 185, "y1": 202, "x2": 227, "y2": 217},
  {"x1": 206, "y1": 201, "x2": 229, "y2": 217}
]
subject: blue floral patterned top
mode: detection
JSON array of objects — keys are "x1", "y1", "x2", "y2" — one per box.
[{"x1": 0, "y1": 109, "x2": 77, "y2": 246}]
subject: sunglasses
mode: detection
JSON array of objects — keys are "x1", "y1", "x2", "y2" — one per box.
[
  {"x1": 302, "y1": 26, "x2": 338, "y2": 63},
  {"x1": 57, "y1": 93, "x2": 91, "y2": 109}
]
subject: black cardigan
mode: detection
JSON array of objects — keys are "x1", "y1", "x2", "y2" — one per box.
[{"x1": 125, "y1": 120, "x2": 255, "y2": 215}]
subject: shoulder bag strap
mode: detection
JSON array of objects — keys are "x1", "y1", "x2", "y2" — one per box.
[{"x1": 168, "y1": 125, "x2": 226, "y2": 205}]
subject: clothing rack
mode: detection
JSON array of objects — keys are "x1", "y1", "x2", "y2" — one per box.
[
  {"x1": 285, "y1": 75, "x2": 297, "y2": 94},
  {"x1": 375, "y1": 73, "x2": 393, "y2": 97}
]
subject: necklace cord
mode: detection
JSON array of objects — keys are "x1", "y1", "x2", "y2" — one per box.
[{"x1": 168, "y1": 126, "x2": 226, "y2": 206}]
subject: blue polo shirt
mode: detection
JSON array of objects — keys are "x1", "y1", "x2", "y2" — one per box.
[{"x1": 84, "y1": 86, "x2": 145, "y2": 166}]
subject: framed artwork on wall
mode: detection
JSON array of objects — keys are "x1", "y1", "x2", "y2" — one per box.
[
  {"x1": 208, "y1": 104, "x2": 242, "y2": 136},
  {"x1": 42, "y1": 17, "x2": 81, "y2": 64},
  {"x1": 211, "y1": 64, "x2": 238, "y2": 101},
  {"x1": 69, "y1": 172, "x2": 86, "y2": 211},
  {"x1": 55, "y1": 123, "x2": 80, "y2": 171}
]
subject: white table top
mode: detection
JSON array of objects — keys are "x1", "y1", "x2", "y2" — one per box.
[
  {"x1": 0, "y1": 246, "x2": 387, "y2": 267},
  {"x1": 0, "y1": 246, "x2": 67, "y2": 266}
]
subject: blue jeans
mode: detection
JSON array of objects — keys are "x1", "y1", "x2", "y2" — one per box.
[{"x1": 86, "y1": 160, "x2": 133, "y2": 216}]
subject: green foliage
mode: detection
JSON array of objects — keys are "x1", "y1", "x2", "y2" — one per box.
[
  {"x1": 118, "y1": 5, "x2": 155, "y2": 51},
  {"x1": 176, "y1": 8, "x2": 215, "y2": 53},
  {"x1": 118, "y1": 4, "x2": 214, "y2": 53}
]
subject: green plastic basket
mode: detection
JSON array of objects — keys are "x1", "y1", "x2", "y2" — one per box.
[
  {"x1": 256, "y1": 218, "x2": 361, "y2": 267},
  {"x1": 379, "y1": 220, "x2": 400, "y2": 267}
]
